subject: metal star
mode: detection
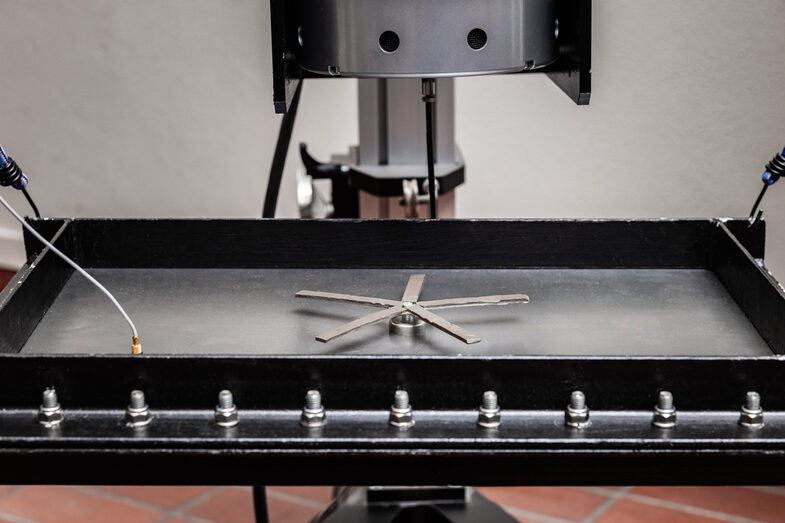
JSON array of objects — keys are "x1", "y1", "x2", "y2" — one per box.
[{"x1": 296, "y1": 274, "x2": 529, "y2": 344}]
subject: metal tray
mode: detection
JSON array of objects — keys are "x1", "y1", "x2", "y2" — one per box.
[{"x1": 0, "y1": 218, "x2": 784, "y2": 485}]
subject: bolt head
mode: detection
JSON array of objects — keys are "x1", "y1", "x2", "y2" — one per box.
[
  {"x1": 300, "y1": 407, "x2": 326, "y2": 428},
  {"x1": 739, "y1": 406, "x2": 764, "y2": 428},
  {"x1": 477, "y1": 407, "x2": 501, "y2": 428},
  {"x1": 389, "y1": 407, "x2": 414, "y2": 428},
  {"x1": 125, "y1": 407, "x2": 152, "y2": 428},
  {"x1": 38, "y1": 406, "x2": 63, "y2": 428},
  {"x1": 565, "y1": 406, "x2": 590, "y2": 428},
  {"x1": 215, "y1": 406, "x2": 239, "y2": 428}
]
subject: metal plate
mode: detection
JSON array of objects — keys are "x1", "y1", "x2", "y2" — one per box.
[{"x1": 22, "y1": 268, "x2": 770, "y2": 357}]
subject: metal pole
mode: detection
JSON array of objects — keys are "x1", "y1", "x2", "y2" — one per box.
[{"x1": 252, "y1": 485, "x2": 270, "y2": 523}]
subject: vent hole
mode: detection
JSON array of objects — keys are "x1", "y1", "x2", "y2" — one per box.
[
  {"x1": 467, "y1": 28, "x2": 487, "y2": 50},
  {"x1": 379, "y1": 31, "x2": 400, "y2": 53}
]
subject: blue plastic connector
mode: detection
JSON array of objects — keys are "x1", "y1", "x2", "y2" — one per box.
[
  {"x1": 0, "y1": 145, "x2": 28, "y2": 189},
  {"x1": 0, "y1": 145, "x2": 9, "y2": 169},
  {"x1": 762, "y1": 147, "x2": 785, "y2": 185}
]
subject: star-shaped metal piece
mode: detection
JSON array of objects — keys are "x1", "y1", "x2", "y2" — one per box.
[{"x1": 296, "y1": 274, "x2": 529, "y2": 344}]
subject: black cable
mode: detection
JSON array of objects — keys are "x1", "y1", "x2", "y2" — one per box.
[
  {"x1": 262, "y1": 79, "x2": 304, "y2": 218},
  {"x1": 422, "y1": 79, "x2": 437, "y2": 219},
  {"x1": 749, "y1": 184, "x2": 768, "y2": 221},
  {"x1": 21, "y1": 187, "x2": 41, "y2": 219}
]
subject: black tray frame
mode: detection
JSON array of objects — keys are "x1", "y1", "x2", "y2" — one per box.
[{"x1": 1, "y1": 218, "x2": 784, "y2": 486}]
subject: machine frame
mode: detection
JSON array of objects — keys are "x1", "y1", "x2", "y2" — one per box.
[{"x1": 0, "y1": 218, "x2": 784, "y2": 485}]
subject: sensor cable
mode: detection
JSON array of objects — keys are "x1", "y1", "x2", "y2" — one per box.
[{"x1": 0, "y1": 192, "x2": 141, "y2": 354}]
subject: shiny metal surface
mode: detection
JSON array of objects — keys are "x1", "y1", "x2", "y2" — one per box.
[
  {"x1": 20, "y1": 268, "x2": 772, "y2": 357},
  {"x1": 298, "y1": 0, "x2": 558, "y2": 77}
]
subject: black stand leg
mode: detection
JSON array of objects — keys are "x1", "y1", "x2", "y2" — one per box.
[{"x1": 253, "y1": 485, "x2": 270, "y2": 523}]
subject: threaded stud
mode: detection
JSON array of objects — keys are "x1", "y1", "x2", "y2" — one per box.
[
  {"x1": 482, "y1": 391, "x2": 498, "y2": 410},
  {"x1": 570, "y1": 391, "x2": 586, "y2": 410},
  {"x1": 130, "y1": 390, "x2": 146, "y2": 410},
  {"x1": 42, "y1": 388, "x2": 59, "y2": 409},
  {"x1": 739, "y1": 391, "x2": 764, "y2": 428},
  {"x1": 38, "y1": 387, "x2": 64, "y2": 427},
  {"x1": 652, "y1": 391, "x2": 676, "y2": 428},
  {"x1": 657, "y1": 391, "x2": 674, "y2": 410},
  {"x1": 305, "y1": 390, "x2": 322, "y2": 410},
  {"x1": 125, "y1": 390, "x2": 152, "y2": 428},
  {"x1": 394, "y1": 390, "x2": 410, "y2": 410},
  {"x1": 218, "y1": 390, "x2": 234, "y2": 410},
  {"x1": 565, "y1": 390, "x2": 589, "y2": 428},
  {"x1": 744, "y1": 391, "x2": 761, "y2": 411},
  {"x1": 301, "y1": 389, "x2": 325, "y2": 428}
]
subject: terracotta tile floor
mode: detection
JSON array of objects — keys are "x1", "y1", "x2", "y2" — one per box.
[
  {"x1": 2, "y1": 269, "x2": 785, "y2": 522},
  {"x1": 0, "y1": 486, "x2": 780, "y2": 522}
]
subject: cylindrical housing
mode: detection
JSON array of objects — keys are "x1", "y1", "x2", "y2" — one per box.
[{"x1": 298, "y1": 0, "x2": 558, "y2": 78}]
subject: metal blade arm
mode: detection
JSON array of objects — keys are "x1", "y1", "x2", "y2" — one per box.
[
  {"x1": 296, "y1": 290, "x2": 400, "y2": 308},
  {"x1": 401, "y1": 274, "x2": 426, "y2": 303},
  {"x1": 418, "y1": 294, "x2": 529, "y2": 310},
  {"x1": 404, "y1": 304, "x2": 481, "y2": 344},
  {"x1": 315, "y1": 305, "x2": 406, "y2": 343}
]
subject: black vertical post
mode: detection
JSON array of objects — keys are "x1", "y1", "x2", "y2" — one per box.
[{"x1": 252, "y1": 485, "x2": 270, "y2": 523}]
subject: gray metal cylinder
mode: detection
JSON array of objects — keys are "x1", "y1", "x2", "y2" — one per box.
[{"x1": 297, "y1": 0, "x2": 558, "y2": 78}]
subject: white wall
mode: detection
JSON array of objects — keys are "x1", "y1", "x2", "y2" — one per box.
[{"x1": 1, "y1": 1, "x2": 784, "y2": 275}]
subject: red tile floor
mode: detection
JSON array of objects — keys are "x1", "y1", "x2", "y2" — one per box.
[
  {"x1": 2, "y1": 269, "x2": 785, "y2": 522},
  {"x1": 0, "y1": 486, "x2": 782, "y2": 523}
]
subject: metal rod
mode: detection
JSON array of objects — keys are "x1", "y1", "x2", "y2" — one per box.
[
  {"x1": 422, "y1": 79, "x2": 437, "y2": 219},
  {"x1": 263, "y1": 79, "x2": 304, "y2": 218}
]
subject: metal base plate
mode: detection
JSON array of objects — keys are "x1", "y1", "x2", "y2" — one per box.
[{"x1": 22, "y1": 268, "x2": 769, "y2": 357}]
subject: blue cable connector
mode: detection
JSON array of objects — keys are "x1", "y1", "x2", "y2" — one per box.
[
  {"x1": 750, "y1": 146, "x2": 785, "y2": 222},
  {"x1": 762, "y1": 147, "x2": 785, "y2": 185},
  {"x1": 0, "y1": 144, "x2": 28, "y2": 189}
]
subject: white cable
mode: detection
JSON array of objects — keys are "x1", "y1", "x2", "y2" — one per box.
[{"x1": 0, "y1": 193, "x2": 138, "y2": 338}]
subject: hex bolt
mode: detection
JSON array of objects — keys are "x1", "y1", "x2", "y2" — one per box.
[
  {"x1": 739, "y1": 391, "x2": 764, "y2": 428},
  {"x1": 38, "y1": 387, "x2": 64, "y2": 428},
  {"x1": 300, "y1": 389, "x2": 326, "y2": 428},
  {"x1": 477, "y1": 391, "x2": 501, "y2": 428},
  {"x1": 125, "y1": 390, "x2": 152, "y2": 428},
  {"x1": 652, "y1": 390, "x2": 676, "y2": 428},
  {"x1": 565, "y1": 390, "x2": 590, "y2": 429},
  {"x1": 215, "y1": 389, "x2": 239, "y2": 428},
  {"x1": 389, "y1": 390, "x2": 414, "y2": 429}
]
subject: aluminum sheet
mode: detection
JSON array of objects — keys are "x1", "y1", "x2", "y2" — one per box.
[{"x1": 20, "y1": 268, "x2": 771, "y2": 357}]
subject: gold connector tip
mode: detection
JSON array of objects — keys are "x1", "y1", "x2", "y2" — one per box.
[{"x1": 132, "y1": 336, "x2": 142, "y2": 355}]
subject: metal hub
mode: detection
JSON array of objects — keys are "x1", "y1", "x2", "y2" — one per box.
[{"x1": 389, "y1": 312, "x2": 426, "y2": 336}]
